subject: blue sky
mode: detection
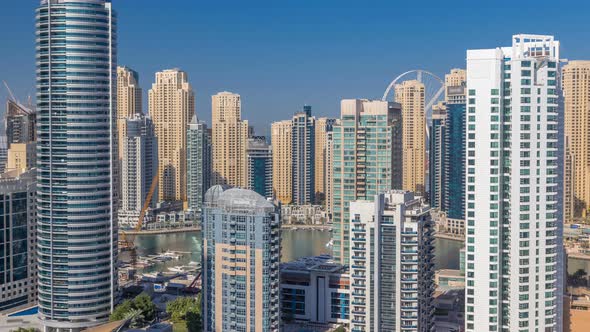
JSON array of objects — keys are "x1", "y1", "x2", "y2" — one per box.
[{"x1": 1, "y1": 0, "x2": 590, "y2": 135}]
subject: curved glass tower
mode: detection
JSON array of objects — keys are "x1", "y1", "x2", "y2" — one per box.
[{"x1": 36, "y1": 0, "x2": 117, "y2": 330}]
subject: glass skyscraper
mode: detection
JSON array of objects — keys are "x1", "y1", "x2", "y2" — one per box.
[
  {"x1": 36, "y1": 0, "x2": 117, "y2": 329},
  {"x1": 292, "y1": 105, "x2": 315, "y2": 205},
  {"x1": 187, "y1": 118, "x2": 212, "y2": 212},
  {"x1": 246, "y1": 136, "x2": 272, "y2": 198},
  {"x1": 444, "y1": 96, "x2": 466, "y2": 220},
  {"x1": 428, "y1": 78, "x2": 467, "y2": 220},
  {"x1": 331, "y1": 99, "x2": 402, "y2": 264}
]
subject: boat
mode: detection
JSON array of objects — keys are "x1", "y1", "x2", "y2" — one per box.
[{"x1": 167, "y1": 264, "x2": 201, "y2": 274}]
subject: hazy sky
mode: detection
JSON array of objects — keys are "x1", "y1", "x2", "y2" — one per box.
[{"x1": 1, "y1": 0, "x2": 590, "y2": 136}]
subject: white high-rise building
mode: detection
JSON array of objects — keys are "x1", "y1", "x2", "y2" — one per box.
[
  {"x1": 465, "y1": 34, "x2": 563, "y2": 332},
  {"x1": 349, "y1": 190, "x2": 434, "y2": 332},
  {"x1": 118, "y1": 115, "x2": 158, "y2": 229}
]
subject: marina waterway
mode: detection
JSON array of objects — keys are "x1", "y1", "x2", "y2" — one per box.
[{"x1": 127, "y1": 229, "x2": 587, "y2": 275}]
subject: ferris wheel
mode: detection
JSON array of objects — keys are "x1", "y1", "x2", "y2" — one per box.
[{"x1": 381, "y1": 69, "x2": 445, "y2": 138}]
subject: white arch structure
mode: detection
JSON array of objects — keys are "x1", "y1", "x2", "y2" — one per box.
[{"x1": 381, "y1": 69, "x2": 446, "y2": 138}]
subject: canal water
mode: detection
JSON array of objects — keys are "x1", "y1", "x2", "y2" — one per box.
[{"x1": 131, "y1": 229, "x2": 587, "y2": 275}]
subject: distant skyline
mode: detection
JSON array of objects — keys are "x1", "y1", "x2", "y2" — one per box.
[{"x1": 2, "y1": 0, "x2": 590, "y2": 135}]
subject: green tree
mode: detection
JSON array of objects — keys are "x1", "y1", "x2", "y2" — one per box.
[
  {"x1": 166, "y1": 295, "x2": 202, "y2": 332},
  {"x1": 109, "y1": 293, "x2": 156, "y2": 325},
  {"x1": 133, "y1": 293, "x2": 156, "y2": 322},
  {"x1": 110, "y1": 299, "x2": 134, "y2": 321},
  {"x1": 125, "y1": 308, "x2": 146, "y2": 328},
  {"x1": 185, "y1": 310, "x2": 202, "y2": 332},
  {"x1": 333, "y1": 326, "x2": 346, "y2": 332},
  {"x1": 11, "y1": 328, "x2": 39, "y2": 332}
]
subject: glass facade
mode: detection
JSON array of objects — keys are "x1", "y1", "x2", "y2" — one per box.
[
  {"x1": 0, "y1": 171, "x2": 37, "y2": 314},
  {"x1": 332, "y1": 100, "x2": 402, "y2": 264},
  {"x1": 36, "y1": 0, "x2": 117, "y2": 329},
  {"x1": 187, "y1": 120, "x2": 211, "y2": 211},
  {"x1": 292, "y1": 106, "x2": 315, "y2": 205},
  {"x1": 246, "y1": 136, "x2": 272, "y2": 198},
  {"x1": 444, "y1": 102, "x2": 466, "y2": 219}
]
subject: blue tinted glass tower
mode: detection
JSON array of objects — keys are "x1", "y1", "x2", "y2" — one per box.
[{"x1": 36, "y1": 0, "x2": 117, "y2": 329}]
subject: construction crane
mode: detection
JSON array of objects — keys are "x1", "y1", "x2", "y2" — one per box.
[
  {"x1": 3, "y1": 81, "x2": 17, "y2": 103},
  {"x1": 120, "y1": 169, "x2": 159, "y2": 265},
  {"x1": 3, "y1": 81, "x2": 34, "y2": 115}
]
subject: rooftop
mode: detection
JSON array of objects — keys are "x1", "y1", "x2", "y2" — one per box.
[
  {"x1": 205, "y1": 187, "x2": 276, "y2": 214},
  {"x1": 281, "y1": 254, "x2": 345, "y2": 274}
]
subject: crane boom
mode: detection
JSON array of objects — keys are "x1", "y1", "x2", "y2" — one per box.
[
  {"x1": 136, "y1": 171, "x2": 159, "y2": 232},
  {"x1": 2, "y1": 81, "x2": 17, "y2": 102},
  {"x1": 120, "y1": 168, "x2": 158, "y2": 258}
]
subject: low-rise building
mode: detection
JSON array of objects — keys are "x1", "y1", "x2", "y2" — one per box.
[
  {"x1": 280, "y1": 255, "x2": 350, "y2": 325},
  {"x1": 434, "y1": 269, "x2": 465, "y2": 290},
  {"x1": 431, "y1": 209, "x2": 464, "y2": 237},
  {"x1": 282, "y1": 205, "x2": 327, "y2": 225}
]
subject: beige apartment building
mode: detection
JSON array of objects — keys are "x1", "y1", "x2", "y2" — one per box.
[
  {"x1": 211, "y1": 92, "x2": 249, "y2": 188},
  {"x1": 396, "y1": 80, "x2": 426, "y2": 195},
  {"x1": 314, "y1": 117, "x2": 336, "y2": 203},
  {"x1": 5, "y1": 142, "x2": 36, "y2": 175},
  {"x1": 445, "y1": 69, "x2": 466, "y2": 89},
  {"x1": 271, "y1": 120, "x2": 292, "y2": 204},
  {"x1": 148, "y1": 69, "x2": 194, "y2": 202},
  {"x1": 563, "y1": 61, "x2": 590, "y2": 219},
  {"x1": 445, "y1": 68, "x2": 466, "y2": 102},
  {"x1": 117, "y1": 66, "x2": 142, "y2": 161}
]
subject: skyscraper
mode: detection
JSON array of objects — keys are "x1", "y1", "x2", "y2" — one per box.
[
  {"x1": 116, "y1": 66, "x2": 142, "y2": 161},
  {"x1": 118, "y1": 115, "x2": 158, "y2": 229},
  {"x1": 429, "y1": 102, "x2": 446, "y2": 209},
  {"x1": 292, "y1": 106, "x2": 315, "y2": 205},
  {"x1": 331, "y1": 99, "x2": 402, "y2": 264},
  {"x1": 562, "y1": 61, "x2": 590, "y2": 219},
  {"x1": 202, "y1": 186, "x2": 281, "y2": 332},
  {"x1": 429, "y1": 69, "x2": 467, "y2": 220},
  {"x1": 443, "y1": 72, "x2": 467, "y2": 220},
  {"x1": 211, "y1": 92, "x2": 249, "y2": 188},
  {"x1": 349, "y1": 190, "x2": 434, "y2": 332},
  {"x1": 396, "y1": 80, "x2": 426, "y2": 196},
  {"x1": 187, "y1": 118, "x2": 212, "y2": 212},
  {"x1": 36, "y1": 0, "x2": 118, "y2": 329},
  {"x1": 0, "y1": 170, "x2": 37, "y2": 314},
  {"x1": 271, "y1": 120, "x2": 292, "y2": 204},
  {"x1": 246, "y1": 136, "x2": 273, "y2": 198},
  {"x1": 465, "y1": 34, "x2": 562, "y2": 332},
  {"x1": 148, "y1": 69, "x2": 194, "y2": 202},
  {"x1": 314, "y1": 117, "x2": 336, "y2": 204},
  {"x1": 325, "y1": 130, "x2": 335, "y2": 219},
  {"x1": 5, "y1": 100, "x2": 36, "y2": 149}
]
